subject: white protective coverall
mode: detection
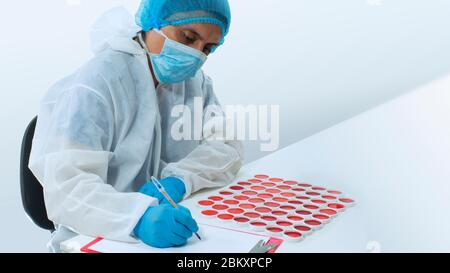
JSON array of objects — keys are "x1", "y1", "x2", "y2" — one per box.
[{"x1": 28, "y1": 7, "x2": 243, "y2": 251}]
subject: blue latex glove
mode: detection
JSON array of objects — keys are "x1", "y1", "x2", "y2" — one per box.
[
  {"x1": 133, "y1": 204, "x2": 199, "y2": 248},
  {"x1": 139, "y1": 176, "x2": 186, "y2": 204}
]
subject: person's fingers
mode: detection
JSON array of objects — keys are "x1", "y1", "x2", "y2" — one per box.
[
  {"x1": 174, "y1": 209, "x2": 199, "y2": 232},
  {"x1": 165, "y1": 232, "x2": 187, "y2": 246},
  {"x1": 172, "y1": 222, "x2": 193, "y2": 239},
  {"x1": 178, "y1": 205, "x2": 192, "y2": 216}
]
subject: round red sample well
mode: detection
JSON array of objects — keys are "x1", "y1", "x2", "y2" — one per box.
[
  {"x1": 239, "y1": 203, "x2": 256, "y2": 209},
  {"x1": 234, "y1": 217, "x2": 250, "y2": 223},
  {"x1": 201, "y1": 210, "x2": 218, "y2": 216},
  {"x1": 328, "y1": 203, "x2": 345, "y2": 209},
  {"x1": 218, "y1": 214, "x2": 234, "y2": 220},
  {"x1": 223, "y1": 199, "x2": 239, "y2": 205},
  {"x1": 284, "y1": 231, "x2": 302, "y2": 238},
  {"x1": 230, "y1": 185, "x2": 244, "y2": 191},
  {"x1": 305, "y1": 220, "x2": 321, "y2": 226},
  {"x1": 198, "y1": 200, "x2": 214, "y2": 206},
  {"x1": 234, "y1": 195, "x2": 249, "y2": 201},
  {"x1": 267, "y1": 227, "x2": 283, "y2": 233},
  {"x1": 294, "y1": 225, "x2": 312, "y2": 232},
  {"x1": 255, "y1": 207, "x2": 272, "y2": 213},
  {"x1": 228, "y1": 208, "x2": 245, "y2": 214},
  {"x1": 212, "y1": 204, "x2": 229, "y2": 210},
  {"x1": 208, "y1": 196, "x2": 223, "y2": 201}
]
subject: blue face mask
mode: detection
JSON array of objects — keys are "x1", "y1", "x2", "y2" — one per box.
[{"x1": 139, "y1": 29, "x2": 207, "y2": 84}]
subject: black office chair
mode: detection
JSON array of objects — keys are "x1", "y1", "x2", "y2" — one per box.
[{"x1": 20, "y1": 116, "x2": 55, "y2": 232}]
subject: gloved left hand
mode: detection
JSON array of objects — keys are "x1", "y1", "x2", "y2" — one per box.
[{"x1": 139, "y1": 176, "x2": 186, "y2": 204}]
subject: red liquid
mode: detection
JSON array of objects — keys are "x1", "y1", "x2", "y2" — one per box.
[
  {"x1": 276, "y1": 185, "x2": 292, "y2": 190},
  {"x1": 219, "y1": 191, "x2": 233, "y2": 195},
  {"x1": 244, "y1": 212, "x2": 260, "y2": 218},
  {"x1": 266, "y1": 188, "x2": 282, "y2": 194},
  {"x1": 239, "y1": 203, "x2": 256, "y2": 209},
  {"x1": 264, "y1": 202, "x2": 280, "y2": 207},
  {"x1": 267, "y1": 227, "x2": 283, "y2": 233},
  {"x1": 230, "y1": 185, "x2": 244, "y2": 191},
  {"x1": 295, "y1": 210, "x2": 312, "y2": 215},
  {"x1": 255, "y1": 207, "x2": 272, "y2": 213},
  {"x1": 228, "y1": 208, "x2": 245, "y2": 214},
  {"x1": 339, "y1": 198, "x2": 354, "y2": 203},
  {"x1": 294, "y1": 225, "x2": 311, "y2": 232},
  {"x1": 254, "y1": 174, "x2": 269, "y2": 179},
  {"x1": 201, "y1": 210, "x2": 218, "y2": 216},
  {"x1": 306, "y1": 191, "x2": 320, "y2": 196},
  {"x1": 305, "y1": 220, "x2": 321, "y2": 226},
  {"x1": 283, "y1": 181, "x2": 298, "y2": 185},
  {"x1": 251, "y1": 186, "x2": 266, "y2": 191},
  {"x1": 327, "y1": 190, "x2": 342, "y2": 195},
  {"x1": 269, "y1": 178, "x2": 284, "y2": 182},
  {"x1": 292, "y1": 187, "x2": 306, "y2": 192},
  {"x1": 237, "y1": 181, "x2": 251, "y2": 186},
  {"x1": 328, "y1": 203, "x2": 345, "y2": 209},
  {"x1": 208, "y1": 196, "x2": 223, "y2": 201},
  {"x1": 319, "y1": 209, "x2": 337, "y2": 215},
  {"x1": 313, "y1": 214, "x2": 329, "y2": 220},
  {"x1": 276, "y1": 221, "x2": 293, "y2": 226},
  {"x1": 261, "y1": 215, "x2": 277, "y2": 221},
  {"x1": 280, "y1": 205, "x2": 295, "y2": 210},
  {"x1": 257, "y1": 193, "x2": 273, "y2": 199},
  {"x1": 198, "y1": 200, "x2": 214, "y2": 206},
  {"x1": 296, "y1": 196, "x2": 310, "y2": 200},
  {"x1": 287, "y1": 215, "x2": 304, "y2": 221},
  {"x1": 271, "y1": 210, "x2": 287, "y2": 216},
  {"x1": 218, "y1": 214, "x2": 234, "y2": 220},
  {"x1": 312, "y1": 187, "x2": 326, "y2": 191},
  {"x1": 288, "y1": 200, "x2": 303, "y2": 205},
  {"x1": 298, "y1": 183, "x2": 312, "y2": 187},
  {"x1": 250, "y1": 221, "x2": 266, "y2": 227},
  {"x1": 262, "y1": 182, "x2": 276, "y2": 187},
  {"x1": 248, "y1": 179, "x2": 262, "y2": 183},
  {"x1": 223, "y1": 199, "x2": 239, "y2": 205},
  {"x1": 273, "y1": 197, "x2": 288, "y2": 202},
  {"x1": 280, "y1": 192, "x2": 296, "y2": 198},
  {"x1": 285, "y1": 231, "x2": 302, "y2": 238},
  {"x1": 242, "y1": 190, "x2": 258, "y2": 196},
  {"x1": 304, "y1": 204, "x2": 319, "y2": 210},
  {"x1": 248, "y1": 198, "x2": 265, "y2": 203},
  {"x1": 322, "y1": 195, "x2": 337, "y2": 200},
  {"x1": 234, "y1": 195, "x2": 249, "y2": 201},
  {"x1": 212, "y1": 204, "x2": 229, "y2": 210},
  {"x1": 234, "y1": 217, "x2": 249, "y2": 223},
  {"x1": 311, "y1": 199, "x2": 327, "y2": 204}
]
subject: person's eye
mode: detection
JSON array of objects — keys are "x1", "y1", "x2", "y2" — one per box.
[{"x1": 183, "y1": 33, "x2": 195, "y2": 44}]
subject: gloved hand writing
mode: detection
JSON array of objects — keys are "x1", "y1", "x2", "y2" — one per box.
[
  {"x1": 139, "y1": 176, "x2": 186, "y2": 204},
  {"x1": 134, "y1": 204, "x2": 199, "y2": 248}
]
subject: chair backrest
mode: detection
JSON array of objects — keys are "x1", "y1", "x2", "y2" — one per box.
[{"x1": 20, "y1": 117, "x2": 54, "y2": 231}]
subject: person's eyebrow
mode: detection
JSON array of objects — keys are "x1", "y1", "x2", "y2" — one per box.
[{"x1": 183, "y1": 27, "x2": 219, "y2": 46}]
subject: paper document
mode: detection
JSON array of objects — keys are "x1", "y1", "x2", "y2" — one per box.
[{"x1": 63, "y1": 223, "x2": 282, "y2": 253}]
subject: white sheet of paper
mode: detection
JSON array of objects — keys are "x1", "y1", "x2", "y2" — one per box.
[{"x1": 74, "y1": 223, "x2": 274, "y2": 253}]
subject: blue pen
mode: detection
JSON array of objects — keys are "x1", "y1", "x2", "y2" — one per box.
[{"x1": 150, "y1": 177, "x2": 201, "y2": 240}]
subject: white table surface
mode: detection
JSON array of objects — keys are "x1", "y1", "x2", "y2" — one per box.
[{"x1": 63, "y1": 74, "x2": 450, "y2": 253}]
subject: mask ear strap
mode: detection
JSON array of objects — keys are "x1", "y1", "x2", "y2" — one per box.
[
  {"x1": 154, "y1": 28, "x2": 169, "y2": 40},
  {"x1": 138, "y1": 32, "x2": 151, "y2": 53}
]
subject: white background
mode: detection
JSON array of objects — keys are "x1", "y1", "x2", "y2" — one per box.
[{"x1": 1, "y1": 0, "x2": 449, "y2": 252}]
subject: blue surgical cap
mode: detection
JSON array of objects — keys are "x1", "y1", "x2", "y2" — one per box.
[{"x1": 136, "y1": 0, "x2": 231, "y2": 47}]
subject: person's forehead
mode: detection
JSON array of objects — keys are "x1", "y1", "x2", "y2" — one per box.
[{"x1": 177, "y1": 23, "x2": 222, "y2": 43}]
